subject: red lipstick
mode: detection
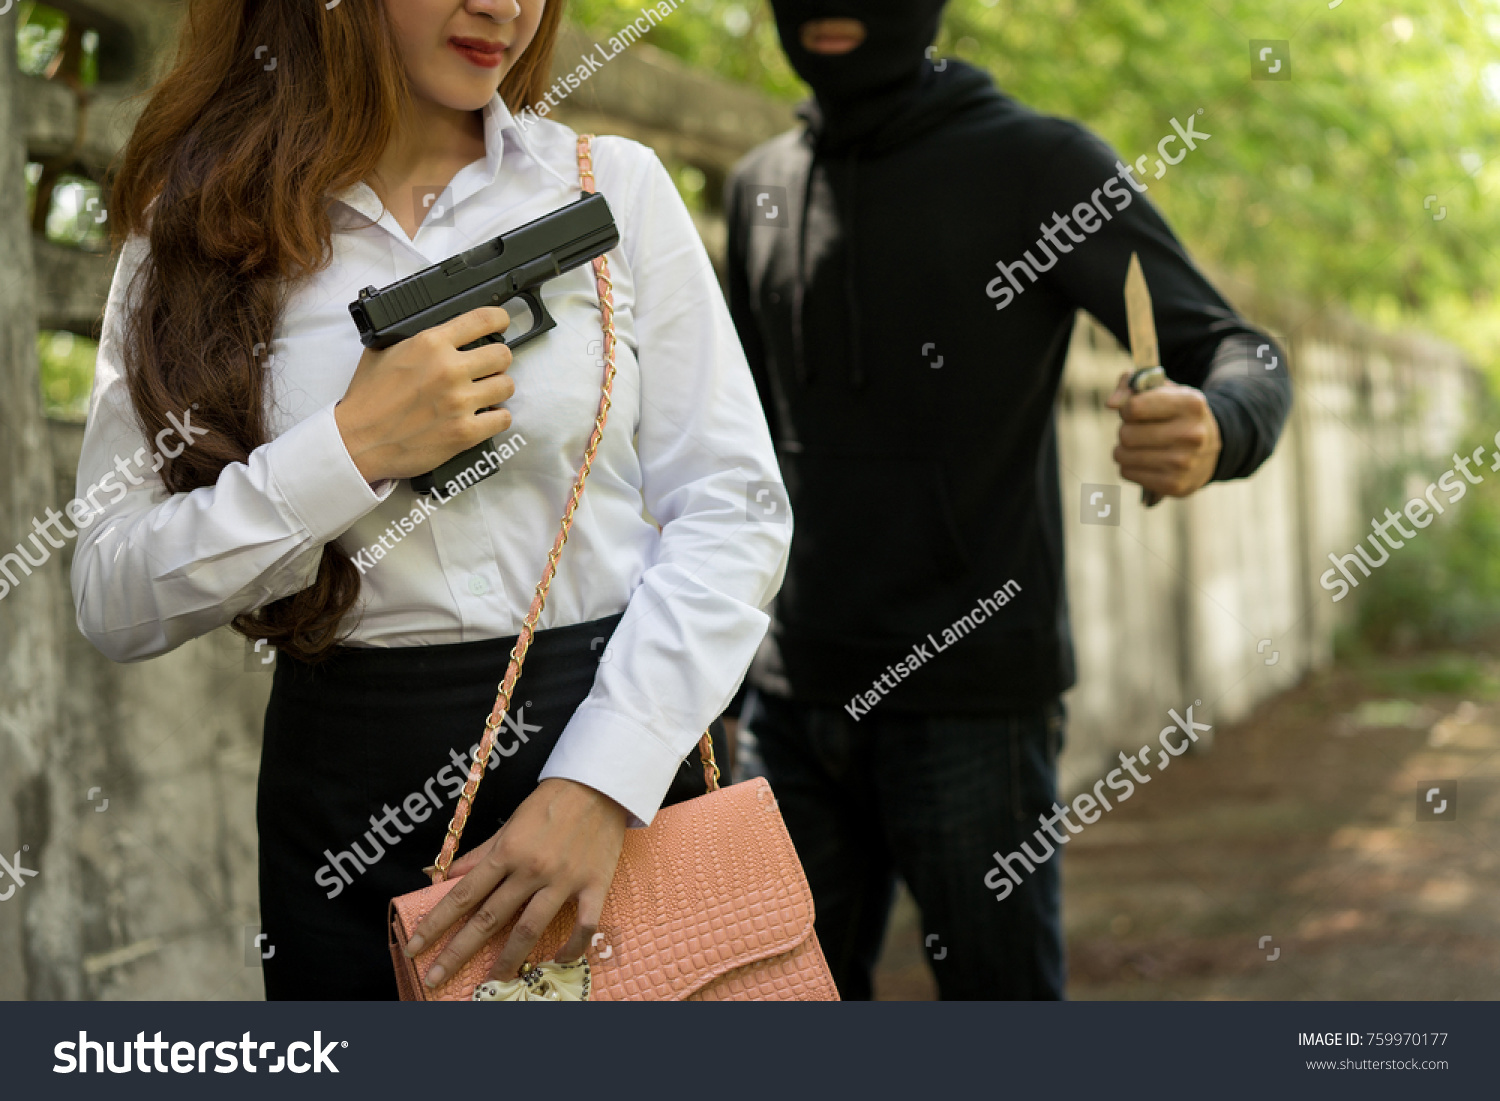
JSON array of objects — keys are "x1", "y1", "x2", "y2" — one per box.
[{"x1": 450, "y1": 37, "x2": 506, "y2": 69}]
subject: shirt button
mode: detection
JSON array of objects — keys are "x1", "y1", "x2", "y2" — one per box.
[{"x1": 467, "y1": 575, "x2": 490, "y2": 596}]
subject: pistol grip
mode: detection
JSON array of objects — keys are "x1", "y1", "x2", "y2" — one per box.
[
  {"x1": 412, "y1": 439, "x2": 504, "y2": 497},
  {"x1": 416, "y1": 290, "x2": 555, "y2": 497}
]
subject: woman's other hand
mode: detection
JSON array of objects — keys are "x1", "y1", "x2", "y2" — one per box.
[
  {"x1": 335, "y1": 306, "x2": 515, "y2": 483},
  {"x1": 403, "y1": 777, "x2": 629, "y2": 989}
]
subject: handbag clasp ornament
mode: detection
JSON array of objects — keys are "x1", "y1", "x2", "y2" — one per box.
[{"x1": 470, "y1": 956, "x2": 591, "y2": 1001}]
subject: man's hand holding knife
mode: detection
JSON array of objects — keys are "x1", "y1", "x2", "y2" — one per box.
[{"x1": 1107, "y1": 252, "x2": 1223, "y2": 504}]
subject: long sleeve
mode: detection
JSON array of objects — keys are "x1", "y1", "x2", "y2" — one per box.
[
  {"x1": 70, "y1": 234, "x2": 396, "y2": 663},
  {"x1": 1199, "y1": 332, "x2": 1294, "y2": 481},
  {"x1": 1031, "y1": 124, "x2": 1292, "y2": 483},
  {"x1": 537, "y1": 149, "x2": 792, "y2": 825}
]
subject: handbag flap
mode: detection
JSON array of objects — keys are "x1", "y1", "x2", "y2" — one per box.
[{"x1": 390, "y1": 777, "x2": 816, "y2": 1001}]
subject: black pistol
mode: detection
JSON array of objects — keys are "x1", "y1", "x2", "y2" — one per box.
[{"x1": 348, "y1": 192, "x2": 619, "y2": 496}]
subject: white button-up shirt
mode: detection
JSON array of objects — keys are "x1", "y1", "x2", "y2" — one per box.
[{"x1": 70, "y1": 94, "x2": 791, "y2": 826}]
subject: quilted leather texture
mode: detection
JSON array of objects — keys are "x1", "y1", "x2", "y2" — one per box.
[{"x1": 391, "y1": 778, "x2": 839, "y2": 1001}]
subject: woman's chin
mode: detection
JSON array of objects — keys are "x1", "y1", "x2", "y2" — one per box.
[{"x1": 414, "y1": 74, "x2": 506, "y2": 114}]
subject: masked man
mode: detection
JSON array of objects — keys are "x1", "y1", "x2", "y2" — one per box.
[{"x1": 724, "y1": 1, "x2": 1292, "y2": 999}]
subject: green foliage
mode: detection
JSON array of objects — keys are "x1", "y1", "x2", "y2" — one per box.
[
  {"x1": 564, "y1": 0, "x2": 1500, "y2": 371},
  {"x1": 16, "y1": 1, "x2": 65, "y2": 76},
  {"x1": 568, "y1": 0, "x2": 804, "y2": 98},
  {"x1": 675, "y1": 162, "x2": 708, "y2": 212},
  {"x1": 1351, "y1": 426, "x2": 1500, "y2": 653},
  {"x1": 1341, "y1": 650, "x2": 1500, "y2": 698},
  {"x1": 37, "y1": 330, "x2": 97, "y2": 423},
  {"x1": 17, "y1": 1, "x2": 100, "y2": 85},
  {"x1": 41, "y1": 174, "x2": 110, "y2": 252}
]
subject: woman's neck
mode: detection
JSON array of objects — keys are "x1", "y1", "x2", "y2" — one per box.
[{"x1": 369, "y1": 98, "x2": 487, "y2": 237}]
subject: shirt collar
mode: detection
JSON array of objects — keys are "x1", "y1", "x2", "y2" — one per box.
[
  {"x1": 476, "y1": 91, "x2": 516, "y2": 190},
  {"x1": 328, "y1": 92, "x2": 527, "y2": 226}
]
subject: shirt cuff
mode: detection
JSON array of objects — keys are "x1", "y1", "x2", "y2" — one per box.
[
  {"x1": 265, "y1": 402, "x2": 395, "y2": 541},
  {"x1": 1204, "y1": 386, "x2": 1252, "y2": 483},
  {"x1": 537, "y1": 702, "x2": 687, "y2": 828}
]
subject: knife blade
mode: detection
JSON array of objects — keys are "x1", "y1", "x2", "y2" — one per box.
[
  {"x1": 1123, "y1": 252, "x2": 1164, "y2": 507},
  {"x1": 1125, "y1": 251, "x2": 1159, "y2": 372}
]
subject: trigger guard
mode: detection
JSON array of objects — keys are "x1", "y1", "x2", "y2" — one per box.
[{"x1": 500, "y1": 289, "x2": 553, "y2": 351}]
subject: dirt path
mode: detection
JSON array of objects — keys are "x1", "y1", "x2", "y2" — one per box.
[{"x1": 873, "y1": 650, "x2": 1500, "y2": 999}]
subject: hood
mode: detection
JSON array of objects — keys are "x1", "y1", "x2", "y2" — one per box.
[
  {"x1": 770, "y1": 0, "x2": 949, "y2": 153},
  {"x1": 771, "y1": 44, "x2": 997, "y2": 391}
]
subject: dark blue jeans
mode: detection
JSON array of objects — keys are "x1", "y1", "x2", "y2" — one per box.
[{"x1": 744, "y1": 690, "x2": 1066, "y2": 1000}]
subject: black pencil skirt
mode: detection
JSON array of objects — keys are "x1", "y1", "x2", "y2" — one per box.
[{"x1": 255, "y1": 612, "x2": 724, "y2": 1000}]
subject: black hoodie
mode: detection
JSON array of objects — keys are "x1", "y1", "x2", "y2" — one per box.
[{"x1": 726, "y1": 2, "x2": 1292, "y2": 713}]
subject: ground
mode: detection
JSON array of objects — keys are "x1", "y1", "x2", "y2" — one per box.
[{"x1": 872, "y1": 648, "x2": 1500, "y2": 1000}]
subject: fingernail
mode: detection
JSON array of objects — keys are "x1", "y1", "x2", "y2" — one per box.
[
  {"x1": 424, "y1": 963, "x2": 445, "y2": 988},
  {"x1": 421, "y1": 864, "x2": 437, "y2": 876},
  {"x1": 405, "y1": 935, "x2": 426, "y2": 956}
]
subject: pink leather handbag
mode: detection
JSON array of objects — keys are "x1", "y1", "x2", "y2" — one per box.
[{"x1": 388, "y1": 135, "x2": 838, "y2": 1002}]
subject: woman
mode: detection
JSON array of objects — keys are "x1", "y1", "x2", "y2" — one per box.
[{"x1": 72, "y1": 0, "x2": 790, "y2": 999}]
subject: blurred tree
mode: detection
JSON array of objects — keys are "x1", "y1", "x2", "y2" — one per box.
[
  {"x1": 567, "y1": 0, "x2": 1500, "y2": 368},
  {"x1": 571, "y1": 0, "x2": 803, "y2": 97}
]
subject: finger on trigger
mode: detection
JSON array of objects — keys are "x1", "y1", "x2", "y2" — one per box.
[{"x1": 445, "y1": 305, "x2": 511, "y2": 349}]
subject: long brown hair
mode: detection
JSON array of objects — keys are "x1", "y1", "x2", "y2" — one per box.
[{"x1": 109, "y1": 0, "x2": 565, "y2": 661}]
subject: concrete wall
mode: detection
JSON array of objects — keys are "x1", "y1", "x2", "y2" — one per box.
[
  {"x1": 1056, "y1": 301, "x2": 1476, "y2": 790},
  {"x1": 1, "y1": 1, "x2": 69, "y2": 1001},
  {"x1": 3, "y1": 1, "x2": 1478, "y2": 999},
  {"x1": 10, "y1": 0, "x2": 270, "y2": 1002}
]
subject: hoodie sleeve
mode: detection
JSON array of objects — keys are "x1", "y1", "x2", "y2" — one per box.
[
  {"x1": 70, "y1": 234, "x2": 396, "y2": 663},
  {"x1": 1026, "y1": 121, "x2": 1292, "y2": 482}
]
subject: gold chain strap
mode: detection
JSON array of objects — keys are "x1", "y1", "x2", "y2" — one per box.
[{"x1": 430, "y1": 135, "x2": 717, "y2": 883}]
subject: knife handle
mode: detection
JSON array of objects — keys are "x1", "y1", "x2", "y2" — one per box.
[{"x1": 1127, "y1": 367, "x2": 1167, "y2": 507}]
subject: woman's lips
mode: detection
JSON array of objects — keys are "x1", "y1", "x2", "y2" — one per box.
[{"x1": 450, "y1": 38, "x2": 505, "y2": 69}]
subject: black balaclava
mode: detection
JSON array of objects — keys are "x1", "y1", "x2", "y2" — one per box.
[
  {"x1": 768, "y1": 1, "x2": 952, "y2": 390},
  {"x1": 769, "y1": 0, "x2": 949, "y2": 152}
]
